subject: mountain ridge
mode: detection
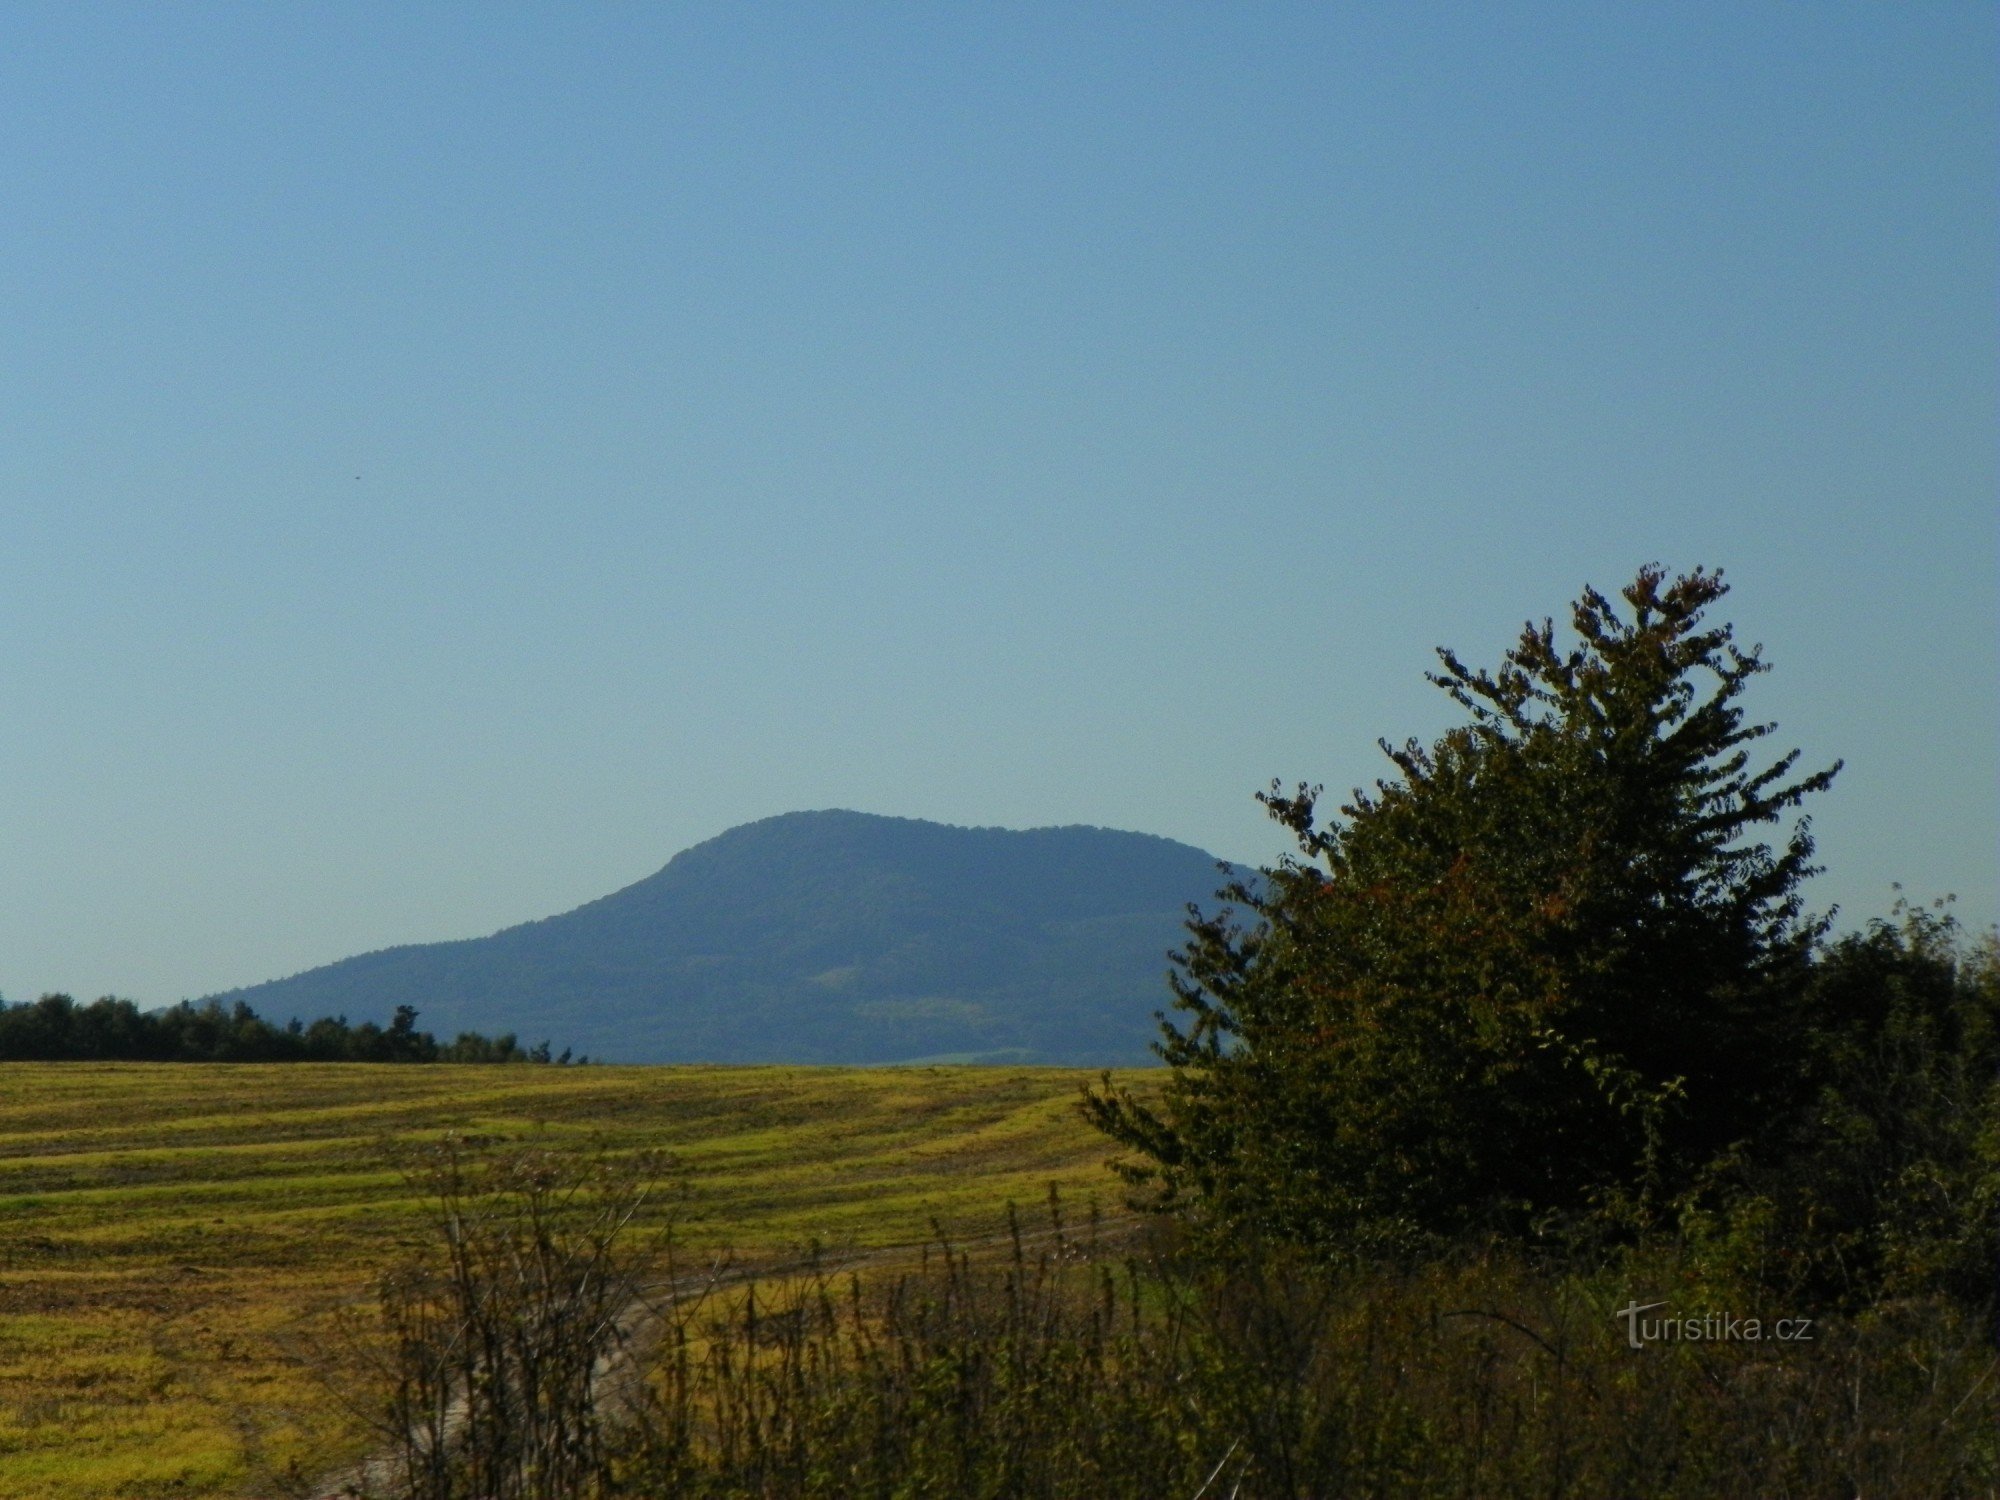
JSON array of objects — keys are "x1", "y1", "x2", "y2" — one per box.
[{"x1": 203, "y1": 810, "x2": 1244, "y2": 1065}]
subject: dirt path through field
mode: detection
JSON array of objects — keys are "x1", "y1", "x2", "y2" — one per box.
[{"x1": 299, "y1": 1212, "x2": 1144, "y2": 1500}]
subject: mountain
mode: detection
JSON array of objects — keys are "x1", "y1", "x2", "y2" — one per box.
[{"x1": 202, "y1": 810, "x2": 1245, "y2": 1065}]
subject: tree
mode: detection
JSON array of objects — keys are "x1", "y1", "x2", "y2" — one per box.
[
  {"x1": 1730, "y1": 898, "x2": 1999, "y2": 1306},
  {"x1": 1087, "y1": 565, "x2": 1841, "y2": 1253}
]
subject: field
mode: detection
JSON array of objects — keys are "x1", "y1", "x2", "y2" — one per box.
[{"x1": 0, "y1": 1062, "x2": 1145, "y2": 1500}]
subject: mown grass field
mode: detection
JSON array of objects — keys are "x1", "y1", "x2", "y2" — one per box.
[{"x1": 0, "y1": 1062, "x2": 1146, "y2": 1500}]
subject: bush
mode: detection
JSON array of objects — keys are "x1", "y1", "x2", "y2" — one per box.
[
  {"x1": 1678, "y1": 899, "x2": 2000, "y2": 1311},
  {"x1": 335, "y1": 1138, "x2": 677, "y2": 1500}
]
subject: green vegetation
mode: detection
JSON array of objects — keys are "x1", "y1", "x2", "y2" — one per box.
[
  {"x1": 1026, "y1": 564, "x2": 1998, "y2": 1494},
  {"x1": 1083, "y1": 567, "x2": 1996, "y2": 1306},
  {"x1": 0, "y1": 1063, "x2": 1141, "y2": 1499},
  {"x1": 357, "y1": 1143, "x2": 1997, "y2": 1499},
  {"x1": 631, "y1": 1237, "x2": 1992, "y2": 1499},
  {"x1": 0, "y1": 996, "x2": 566, "y2": 1064},
  {"x1": 1088, "y1": 565, "x2": 1855, "y2": 1253},
  {"x1": 1697, "y1": 898, "x2": 2000, "y2": 1312}
]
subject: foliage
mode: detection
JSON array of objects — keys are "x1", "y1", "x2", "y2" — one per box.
[
  {"x1": 1087, "y1": 565, "x2": 1843, "y2": 1253},
  {"x1": 0, "y1": 993, "x2": 571, "y2": 1063},
  {"x1": 358, "y1": 1186, "x2": 1999, "y2": 1500},
  {"x1": 1679, "y1": 898, "x2": 2000, "y2": 1310},
  {"x1": 624, "y1": 1199, "x2": 1197, "y2": 1499}
]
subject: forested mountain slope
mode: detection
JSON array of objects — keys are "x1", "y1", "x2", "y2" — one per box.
[{"x1": 204, "y1": 810, "x2": 1238, "y2": 1064}]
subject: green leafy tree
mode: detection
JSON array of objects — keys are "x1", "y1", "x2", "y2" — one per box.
[
  {"x1": 1685, "y1": 898, "x2": 2000, "y2": 1307},
  {"x1": 1088, "y1": 565, "x2": 1840, "y2": 1253}
]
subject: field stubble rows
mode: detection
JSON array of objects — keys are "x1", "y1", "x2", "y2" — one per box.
[{"x1": 0, "y1": 1061, "x2": 1144, "y2": 1500}]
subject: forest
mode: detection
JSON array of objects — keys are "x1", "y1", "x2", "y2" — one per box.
[{"x1": 0, "y1": 993, "x2": 570, "y2": 1063}]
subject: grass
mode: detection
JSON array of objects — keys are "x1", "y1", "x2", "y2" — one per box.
[
  {"x1": 607, "y1": 1224, "x2": 1999, "y2": 1499},
  {"x1": 0, "y1": 1062, "x2": 1144, "y2": 1500},
  {"x1": 18, "y1": 1062, "x2": 1986, "y2": 1499}
]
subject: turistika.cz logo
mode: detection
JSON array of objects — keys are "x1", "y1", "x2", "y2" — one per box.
[{"x1": 1615, "y1": 1301, "x2": 1815, "y2": 1349}]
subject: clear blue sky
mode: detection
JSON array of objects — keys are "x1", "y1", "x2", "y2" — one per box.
[{"x1": 2, "y1": 4, "x2": 1993, "y2": 1006}]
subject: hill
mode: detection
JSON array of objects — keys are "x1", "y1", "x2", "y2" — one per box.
[{"x1": 202, "y1": 810, "x2": 1239, "y2": 1064}]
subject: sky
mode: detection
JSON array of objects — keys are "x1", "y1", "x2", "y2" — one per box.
[{"x1": 2, "y1": 4, "x2": 1993, "y2": 1007}]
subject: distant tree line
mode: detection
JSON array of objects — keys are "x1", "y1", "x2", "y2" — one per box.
[{"x1": 0, "y1": 993, "x2": 580, "y2": 1064}]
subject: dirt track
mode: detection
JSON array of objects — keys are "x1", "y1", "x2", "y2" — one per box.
[{"x1": 300, "y1": 1213, "x2": 1144, "y2": 1500}]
